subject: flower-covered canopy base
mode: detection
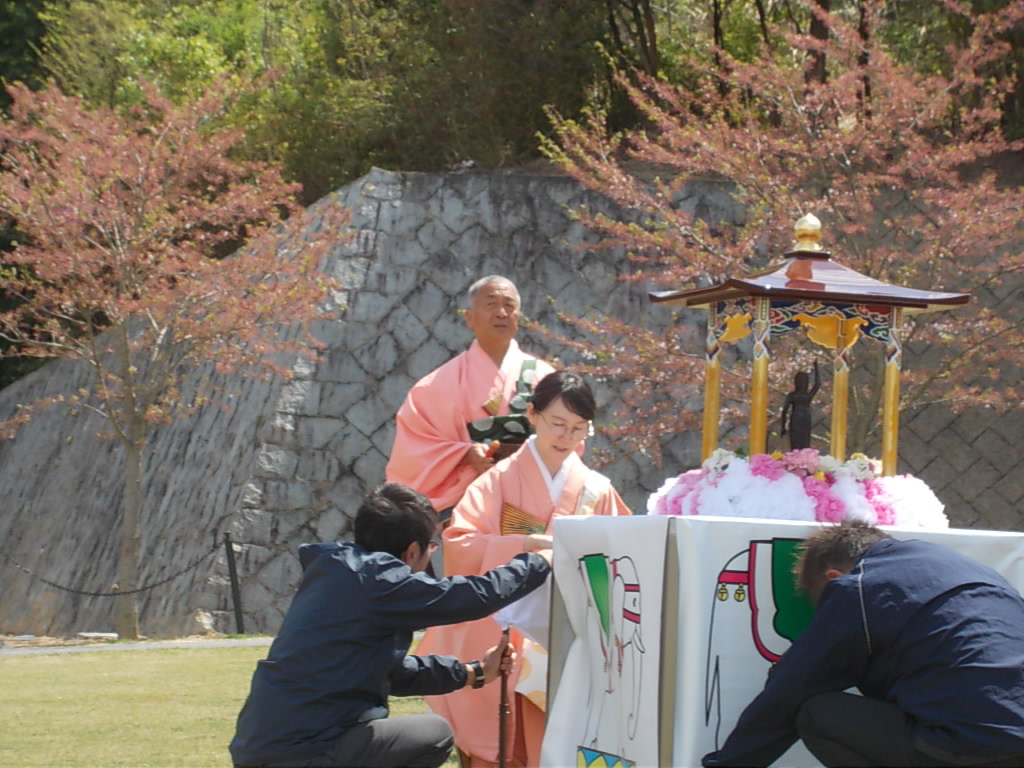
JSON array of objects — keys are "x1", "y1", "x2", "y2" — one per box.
[{"x1": 648, "y1": 448, "x2": 948, "y2": 529}]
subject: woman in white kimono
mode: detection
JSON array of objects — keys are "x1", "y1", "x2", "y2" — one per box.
[{"x1": 418, "y1": 370, "x2": 631, "y2": 767}]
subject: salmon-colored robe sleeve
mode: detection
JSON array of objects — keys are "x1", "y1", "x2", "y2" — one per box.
[
  {"x1": 386, "y1": 341, "x2": 554, "y2": 512},
  {"x1": 443, "y1": 460, "x2": 529, "y2": 577}
]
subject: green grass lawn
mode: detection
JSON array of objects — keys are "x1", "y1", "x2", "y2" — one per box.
[{"x1": 0, "y1": 643, "x2": 458, "y2": 768}]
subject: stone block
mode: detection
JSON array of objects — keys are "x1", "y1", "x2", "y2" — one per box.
[
  {"x1": 314, "y1": 507, "x2": 348, "y2": 542},
  {"x1": 383, "y1": 233, "x2": 431, "y2": 268},
  {"x1": 402, "y1": 172, "x2": 444, "y2": 203},
  {"x1": 296, "y1": 449, "x2": 342, "y2": 483},
  {"x1": 319, "y1": 382, "x2": 367, "y2": 418},
  {"x1": 970, "y1": 428, "x2": 1017, "y2": 474},
  {"x1": 929, "y1": 427, "x2": 976, "y2": 473},
  {"x1": 240, "y1": 482, "x2": 264, "y2": 509},
  {"x1": 449, "y1": 223, "x2": 489, "y2": 261},
  {"x1": 308, "y1": 317, "x2": 349, "y2": 349},
  {"x1": 255, "y1": 445, "x2": 299, "y2": 480},
  {"x1": 386, "y1": 305, "x2": 431, "y2": 354},
  {"x1": 376, "y1": 200, "x2": 425, "y2": 237},
  {"x1": 990, "y1": 408, "x2": 1024, "y2": 445},
  {"x1": 328, "y1": 254, "x2": 372, "y2": 288},
  {"x1": 264, "y1": 480, "x2": 314, "y2": 511},
  {"x1": 917, "y1": 454, "x2": 957, "y2": 495},
  {"x1": 378, "y1": 373, "x2": 414, "y2": 413},
  {"x1": 952, "y1": 457, "x2": 1000, "y2": 502},
  {"x1": 905, "y1": 405, "x2": 957, "y2": 443},
  {"x1": 405, "y1": 337, "x2": 453, "y2": 380},
  {"x1": 277, "y1": 380, "x2": 321, "y2": 416},
  {"x1": 938, "y1": 486, "x2": 977, "y2": 528},
  {"x1": 362, "y1": 179, "x2": 403, "y2": 202},
  {"x1": 544, "y1": 176, "x2": 584, "y2": 206},
  {"x1": 273, "y1": 509, "x2": 312, "y2": 542},
  {"x1": 896, "y1": 425, "x2": 930, "y2": 474},
  {"x1": 363, "y1": 263, "x2": 421, "y2": 298},
  {"x1": 972, "y1": 488, "x2": 1023, "y2": 531},
  {"x1": 319, "y1": 348, "x2": 368, "y2": 384},
  {"x1": 347, "y1": 394, "x2": 390, "y2": 438},
  {"x1": 993, "y1": 469, "x2": 1024, "y2": 507},
  {"x1": 426, "y1": 258, "x2": 473, "y2": 299},
  {"x1": 341, "y1": 320, "x2": 380, "y2": 350},
  {"x1": 415, "y1": 218, "x2": 458, "y2": 253},
  {"x1": 241, "y1": 578, "x2": 275, "y2": 612},
  {"x1": 297, "y1": 417, "x2": 345, "y2": 450},
  {"x1": 353, "y1": 334, "x2": 399, "y2": 379},
  {"x1": 354, "y1": 447, "x2": 387, "y2": 487},
  {"x1": 261, "y1": 412, "x2": 300, "y2": 449},
  {"x1": 432, "y1": 312, "x2": 473, "y2": 354},
  {"x1": 404, "y1": 279, "x2": 448, "y2": 328},
  {"x1": 326, "y1": 472, "x2": 368, "y2": 510},
  {"x1": 952, "y1": 407, "x2": 998, "y2": 443},
  {"x1": 348, "y1": 291, "x2": 394, "y2": 324},
  {"x1": 370, "y1": 422, "x2": 396, "y2": 457},
  {"x1": 330, "y1": 429, "x2": 373, "y2": 466}
]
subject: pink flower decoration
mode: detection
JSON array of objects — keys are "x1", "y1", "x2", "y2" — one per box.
[
  {"x1": 750, "y1": 453, "x2": 786, "y2": 481},
  {"x1": 803, "y1": 475, "x2": 846, "y2": 522},
  {"x1": 654, "y1": 470, "x2": 705, "y2": 516},
  {"x1": 864, "y1": 478, "x2": 896, "y2": 525},
  {"x1": 782, "y1": 448, "x2": 820, "y2": 476}
]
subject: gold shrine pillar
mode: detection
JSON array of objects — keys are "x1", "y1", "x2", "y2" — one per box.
[
  {"x1": 830, "y1": 341, "x2": 851, "y2": 463},
  {"x1": 749, "y1": 297, "x2": 770, "y2": 455},
  {"x1": 702, "y1": 305, "x2": 721, "y2": 460},
  {"x1": 881, "y1": 307, "x2": 903, "y2": 476}
]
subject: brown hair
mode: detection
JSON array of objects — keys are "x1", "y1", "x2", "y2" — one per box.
[{"x1": 795, "y1": 521, "x2": 890, "y2": 604}]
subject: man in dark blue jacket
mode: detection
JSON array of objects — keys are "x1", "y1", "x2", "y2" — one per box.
[
  {"x1": 229, "y1": 482, "x2": 551, "y2": 768},
  {"x1": 703, "y1": 521, "x2": 1024, "y2": 767}
]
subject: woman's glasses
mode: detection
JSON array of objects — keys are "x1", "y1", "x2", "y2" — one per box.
[{"x1": 538, "y1": 411, "x2": 591, "y2": 440}]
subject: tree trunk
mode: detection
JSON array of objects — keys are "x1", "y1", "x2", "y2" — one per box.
[
  {"x1": 115, "y1": 420, "x2": 144, "y2": 639},
  {"x1": 806, "y1": 0, "x2": 831, "y2": 85}
]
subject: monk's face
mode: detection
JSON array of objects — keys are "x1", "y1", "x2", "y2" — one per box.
[
  {"x1": 528, "y1": 397, "x2": 590, "y2": 470},
  {"x1": 465, "y1": 280, "x2": 520, "y2": 349}
]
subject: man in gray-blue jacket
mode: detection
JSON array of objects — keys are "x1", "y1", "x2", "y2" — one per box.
[
  {"x1": 703, "y1": 521, "x2": 1024, "y2": 767},
  {"x1": 230, "y1": 482, "x2": 551, "y2": 768}
]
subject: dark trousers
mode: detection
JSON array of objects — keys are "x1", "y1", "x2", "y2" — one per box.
[
  {"x1": 239, "y1": 714, "x2": 454, "y2": 768},
  {"x1": 797, "y1": 692, "x2": 1024, "y2": 767}
]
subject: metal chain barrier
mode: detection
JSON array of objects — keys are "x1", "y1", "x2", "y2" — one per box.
[{"x1": 0, "y1": 540, "x2": 220, "y2": 598}]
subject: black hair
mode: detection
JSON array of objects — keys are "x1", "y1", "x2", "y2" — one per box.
[
  {"x1": 795, "y1": 520, "x2": 891, "y2": 604},
  {"x1": 530, "y1": 370, "x2": 596, "y2": 421},
  {"x1": 354, "y1": 482, "x2": 438, "y2": 559}
]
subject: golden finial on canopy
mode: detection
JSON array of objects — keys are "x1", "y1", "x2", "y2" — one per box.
[{"x1": 792, "y1": 213, "x2": 823, "y2": 252}]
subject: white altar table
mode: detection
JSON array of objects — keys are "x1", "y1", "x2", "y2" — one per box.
[{"x1": 543, "y1": 516, "x2": 1024, "y2": 768}]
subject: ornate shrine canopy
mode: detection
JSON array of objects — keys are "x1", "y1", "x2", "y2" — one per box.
[
  {"x1": 648, "y1": 214, "x2": 971, "y2": 475},
  {"x1": 649, "y1": 226, "x2": 969, "y2": 314}
]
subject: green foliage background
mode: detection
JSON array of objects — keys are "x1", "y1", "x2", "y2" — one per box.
[{"x1": 1, "y1": 0, "x2": 1022, "y2": 389}]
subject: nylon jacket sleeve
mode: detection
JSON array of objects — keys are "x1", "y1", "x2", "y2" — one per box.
[
  {"x1": 371, "y1": 552, "x2": 551, "y2": 632},
  {"x1": 390, "y1": 654, "x2": 468, "y2": 697},
  {"x1": 702, "y1": 581, "x2": 869, "y2": 766}
]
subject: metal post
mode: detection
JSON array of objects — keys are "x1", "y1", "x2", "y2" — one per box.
[{"x1": 223, "y1": 532, "x2": 245, "y2": 634}]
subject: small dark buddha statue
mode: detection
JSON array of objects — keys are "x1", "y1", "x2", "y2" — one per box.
[{"x1": 781, "y1": 360, "x2": 820, "y2": 450}]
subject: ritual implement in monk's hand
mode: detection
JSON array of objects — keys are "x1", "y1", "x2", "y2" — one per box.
[{"x1": 498, "y1": 625, "x2": 510, "y2": 768}]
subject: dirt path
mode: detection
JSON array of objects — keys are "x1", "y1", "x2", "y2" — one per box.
[{"x1": 0, "y1": 634, "x2": 273, "y2": 657}]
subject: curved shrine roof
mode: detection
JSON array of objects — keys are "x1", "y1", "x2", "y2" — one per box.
[{"x1": 649, "y1": 251, "x2": 970, "y2": 315}]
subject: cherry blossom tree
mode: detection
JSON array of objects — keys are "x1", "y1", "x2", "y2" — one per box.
[
  {"x1": 542, "y1": 0, "x2": 1024, "y2": 466},
  {"x1": 0, "y1": 81, "x2": 344, "y2": 637}
]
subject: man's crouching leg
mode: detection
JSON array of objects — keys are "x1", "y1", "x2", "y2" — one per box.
[
  {"x1": 796, "y1": 691, "x2": 947, "y2": 767},
  {"x1": 327, "y1": 714, "x2": 454, "y2": 768}
]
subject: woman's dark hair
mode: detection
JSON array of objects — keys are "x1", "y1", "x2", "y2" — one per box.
[
  {"x1": 530, "y1": 370, "x2": 596, "y2": 421},
  {"x1": 795, "y1": 520, "x2": 891, "y2": 604},
  {"x1": 355, "y1": 483, "x2": 438, "y2": 559}
]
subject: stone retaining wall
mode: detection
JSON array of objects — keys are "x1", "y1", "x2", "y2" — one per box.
[{"x1": 0, "y1": 167, "x2": 1019, "y2": 637}]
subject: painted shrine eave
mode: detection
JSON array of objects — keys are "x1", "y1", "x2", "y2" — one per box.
[{"x1": 649, "y1": 255, "x2": 971, "y2": 315}]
